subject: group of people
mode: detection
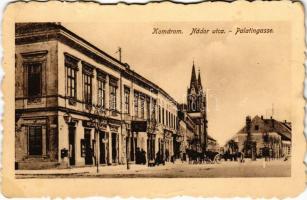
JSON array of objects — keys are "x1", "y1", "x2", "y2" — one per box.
[
  {"x1": 223, "y1": 150, "x2": 245, "y2": 162},
  {"x1": 185, "y1": 149, "x2": 220, "y2": 164},
  {"x1": 135, "y1": 147, "x2": 146, "y2": 165}
]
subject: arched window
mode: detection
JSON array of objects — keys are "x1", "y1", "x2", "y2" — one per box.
[{"x1": 191, "y1": 101, "x2": 196, "y2": 111}]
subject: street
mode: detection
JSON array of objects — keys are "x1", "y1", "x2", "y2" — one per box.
[{"x1": 16, "y1": 159, "x2": 290, "y2": 178}]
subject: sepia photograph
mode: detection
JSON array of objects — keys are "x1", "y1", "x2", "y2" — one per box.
[
  {"x1": 2, "y1": 1, "x2": 305, "y2": 197},
  {"x1": 14, "y1": 21, "x2": 292, "y2": 178}
]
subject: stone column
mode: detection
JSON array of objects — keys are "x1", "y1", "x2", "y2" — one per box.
[
  {"x1": 117, "y1": 132, "x2": 120, "y2": 163},
  {"x1": 108, "y1": 131, "x2": 112, "y2": 164},
  {"x1": 42, "y1": 125, "x2": 47, "y2": 157}
]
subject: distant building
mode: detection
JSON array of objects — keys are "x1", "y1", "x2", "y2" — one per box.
[
  {"x1": 225, "y1": 115, "x2": 291, "y2": 159},
  {"x1": 207, "y1": 135, "x2": 219, "y2": 152},
  {"x1": 176, "y1": 108, "x2": 197, "y2": 159},
  {"x1": 186, "y1": 63, "x2": 208, "y2": 152}
]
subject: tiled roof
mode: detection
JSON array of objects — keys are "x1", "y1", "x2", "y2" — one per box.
[{"x1": 237, "y1": 115, "x2": 291, "y2": 141}]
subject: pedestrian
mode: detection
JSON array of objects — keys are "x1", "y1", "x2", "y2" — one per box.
[{"x1": 240, "y1": 151, "x2": 244, "y2": 163}]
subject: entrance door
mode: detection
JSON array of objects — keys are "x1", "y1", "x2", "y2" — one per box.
[
  {"x1": 111, "y1": 133, "x2": 117, "y2": 163},
  {"x1": 99, "y1": 131, "x2": 106, "y2": 164},
  {"x1": 147, "y1": 135, "x2": 155, "y2": 161},
  {"x1": 84, "y1": 129, "x2": 93, "y2": 165},
  {"x1": 68, "y1": 126, "x2": 76, "y2": 166},
  {"x1": 130, "y1": 136, "x2": 135, "y2": 161}
]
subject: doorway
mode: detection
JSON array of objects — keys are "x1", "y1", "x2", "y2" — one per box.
[
  {"x1": 111, "y1": 133, "x2": 117, "y2": 163},
  {"x1": 99, "y1": 131, "x2": 107, "y2": 164},
  {"x1": 68, "y1": 126, "x2": 76, "y2": 166},
  {"x1": 84, "y1": 129, "x2": 93, "y2": 165}
]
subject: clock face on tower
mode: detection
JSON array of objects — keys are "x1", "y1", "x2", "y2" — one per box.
[{"x1": 191, "y1": 87, "x2": 196, "y2": 95}]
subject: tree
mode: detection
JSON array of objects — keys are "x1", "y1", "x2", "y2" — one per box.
[{"x1": 244, "y1": 116, "x2": 254, "y2": 159}]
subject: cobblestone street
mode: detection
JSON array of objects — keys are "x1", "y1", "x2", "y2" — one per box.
[{"x1": 16, "y1": 159, "x2": 290, "y2": 178}]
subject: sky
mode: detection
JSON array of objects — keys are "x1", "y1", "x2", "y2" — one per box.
[{"x1": 64, "y1": 22, "x2": 291, "y2": 145}]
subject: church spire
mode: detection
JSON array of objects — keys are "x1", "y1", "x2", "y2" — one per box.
[
  {"x1": 198, "y1": 69, "x2": 203, "y2": 89},
  {"x1": 190, "y1": 61, "x2": 197, "y2": 88}
]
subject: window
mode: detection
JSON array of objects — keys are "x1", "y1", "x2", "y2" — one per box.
[
  {"x1": 166, "y1": 110, "x2": 168, "y2": 126},
  {"x1": 140, "y1": 96, "x2": 145, "y2": 119},
  {"x1": 110, "y1": 85, "x2": 117, "y2": 110},
  {"x1": 21, "y1": 51, "x2": 47, "y2": 100},
  {"x1": 109, "y1": 77, "x2": 118, "y2": 110},
  {"x1": 97, "y1": 71, "x2": 106, "y2": 108},
  {"x1": 174, "y1": 115, "x2": 177, "y2": 128},
  {"x1": 28, "y1": 126, "x2": 42, "y2": 155},
  {"x1": 82, "y1": 62, "x2": 93, "y2": 105},
  {"x1": 83, "y1": 73, "x2": 92, "y2": 105},
  {"x1": 134, "y1": 92, "x2": 139, "y2": 118},
  {"x1": 191, "y1": 101, "x2": 196, "y2": 111},
  {"x1": 158, "y1": 106, "x2": 161, "y2": 123},
  {"x1": 162, "y1": 108, "x2": 165, "y2": 125},
  {"x1": 67, "y1": 66, "x2": 77, "y2": 99},
  {"x1": 152, "y1": 99, "x2": 156, "y2": 120},
  {"x1": 27, "y1": 62, "x2": 42, "y2": 98},
  {"x1": 65, "y1": 55, "x2": 79, "y2": 101},
  {"x1": 97, "y1": 79, "x2": 105, "y2": 108},
  {"x1": 168, "y1": 112, "x2": 172, "y2": 127},
  {"x1": 124, "y1": 87, "x2": 130, "y2": 114},
  {"x1": 146, "y1": 97, "x2": 150, "y2": 119},
  {"x1": 255, "y1": 125, "x2": 259, "y2": 131}
]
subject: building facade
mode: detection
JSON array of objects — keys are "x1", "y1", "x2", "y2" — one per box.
[
  {"x1": 207, "y1": 135, "x2": 219, "y2": 152},
  {"x1": 15, "y1": 23, "x2": 178, "y2": 169},
  {"x1": 224, "y1": 115, "x2": 291, "y2": 159},
  {"x1": 176, "y1": 108, "x2": 197, "y2": 160}
]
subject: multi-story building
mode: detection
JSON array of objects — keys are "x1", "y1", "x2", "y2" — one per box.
[
  {"x1": 15, "y1": 23, "x2": 177, "y2": 169},
  {"x1": 177, "y1": 108, "x2": 197, "y2": 160}
]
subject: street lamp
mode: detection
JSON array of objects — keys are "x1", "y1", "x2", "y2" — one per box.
[
  {"x1": 63, "y1": 112, "x2": 72, "y2": 124},
  {"x1": 90, "y1": 106, "x2": 107, "y2": 173},
  {"x1": 147, "y1": 88, "x2": 157, "y2": 166},
  {"x1": 126, "y1": 122, "x2": 130, "y2": 170}
]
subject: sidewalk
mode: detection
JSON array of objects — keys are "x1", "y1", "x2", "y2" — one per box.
[
  {"x1": 15, "y1": 162, "x2": 175, "y2": 176},
  {"x1": 15, "y1": 159, "x2": 291, "y2": 178}
]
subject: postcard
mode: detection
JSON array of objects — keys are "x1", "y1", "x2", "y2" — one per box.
[{"x1": 2, "y1": 1, "x2": 305, "y2": 198}]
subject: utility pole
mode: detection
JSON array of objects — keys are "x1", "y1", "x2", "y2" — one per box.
[{"x1": 116, "y1": 47, "x2": 122, "y2": 62}]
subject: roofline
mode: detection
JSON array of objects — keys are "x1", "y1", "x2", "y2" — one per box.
[{"x1": 16, "y1": 23, "x2": 178, "y2": 105}]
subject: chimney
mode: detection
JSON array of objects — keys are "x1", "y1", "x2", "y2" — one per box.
[
  {"x1": 124, "y1": 63, "x2": 130, "y2": 69},
  {"x1": 261, "y1": 115, "x2": 263, "y2": 120},
  {"x1": 271, "y1": 117, "x2": 274, "y2": 128},
  {"x1": 284, "y1": 120, "x2": 287, "y2": 123}
]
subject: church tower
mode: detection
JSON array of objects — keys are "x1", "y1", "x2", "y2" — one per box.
[
  {"x1": 187, "y1": 62, "x2": 198, "y2": 112},
  {"x1": 187, "y1": 61, "x2": 208, "y2": 152},
  {"x1": 187, "y1": 62, "x2": 206, "y2": 113}
]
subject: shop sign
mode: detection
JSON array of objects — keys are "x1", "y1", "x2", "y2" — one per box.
[
  {"x1": 131, "y1": 120, "x2": 147, "y2": 132},
  {"x1": 82, "y1": 120, "x2": 94, "y2": 128}
]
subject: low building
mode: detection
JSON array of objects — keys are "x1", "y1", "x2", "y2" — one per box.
[
  {"x1": 207, "y1": 135, "x2": 219, "y2": 152},
  {"x1": 176, "y1": 108, "x2": 197, "y2": 160},
  {"x1": 224, "y1": 115, "x2": 291, "y2": 159},
  {"x1": 15, "y1": 23, "x2": 178, "y2": 169}
]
